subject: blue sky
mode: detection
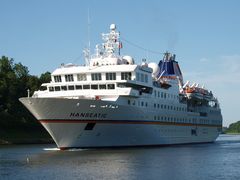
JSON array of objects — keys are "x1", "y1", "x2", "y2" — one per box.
[{"x1": 1, "y1": 0, "x2": 240, "y2": 126}]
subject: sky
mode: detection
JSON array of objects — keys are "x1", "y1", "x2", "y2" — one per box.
[{"x1": 1, "y1": 0, "x2": 240, "y2": 126}]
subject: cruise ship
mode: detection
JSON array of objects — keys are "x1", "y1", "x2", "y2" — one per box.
[{"x1": 19, "y1": 24, "x2": 223, "y2": 150}]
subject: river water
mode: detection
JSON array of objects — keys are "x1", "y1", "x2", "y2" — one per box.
[{"x1": 0, "y1": 134, "x2": 240, "y2": 180}]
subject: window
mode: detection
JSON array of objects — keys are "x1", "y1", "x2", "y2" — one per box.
[
  {"x1": 132, "y1": 101, "x2": 136, "y2": 105},
  {"x1": 140, "y1": 73, "x2": 144, "y2": 82},
  {"x1": 75, "y1": 85, "x2": 82, "y2": 90},
  {"x1": 91, "y1": 84, "x2": 98, "y2": 89},
  {"x1": 40, "y1": 86, "x2": 47, "y2": 91},
  {"x1": 61, "y1": 86, "x2": 67, "y2": 91},
  {"x1": 106, "y1": 73, "x2": 116, "y2": 80},
  {"x1": 49, "y1": 87, "x2": 54, "y2": 92},
  {"x1": 107, "y1": 84, "x2": 115, "y2": 89},
  {"x1": 54, "y1": 75, "x2": 62, "y2": 82},
  {"x1": 83, "y1": 85, "x2": 90, "y2": 89},
  {"x1": 121, "y1": 72, "x2": 132, "y2": 80},
  {"x1": 136, "y1": 72, "x2": 140, "y2": 81},
  {"x1": 91, "y1": 73, "x2": 102, "y2": 81},
  {"x1": 99, "y1": 84, "x2": 106, "y2": 89},
  {"x1": 84, "y1": 123, "x2": 96, "y2": 130},
  {"x1": 65, "y1": 74, "x2": 74, "y2": 82},
  {"x1": 54, "y1": 86, "x2": 60, "y2": 91},
  {"x1": 77, "y1": 74, "x2": 87, "y2": 81},
  {"x1": 145, "y1": 74, "x2": 148, "y2": 83},
  {"x1": 68, "y1": 85, "x2": 74, "y2": 90}
]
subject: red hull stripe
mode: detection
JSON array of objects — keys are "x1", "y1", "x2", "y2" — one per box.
[{"x1": 39, "y1": 119, "x2": 221, "y2": 128}]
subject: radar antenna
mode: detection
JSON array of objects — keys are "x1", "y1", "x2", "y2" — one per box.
[{"x1": 83, "y1": 9, "x2": 91, "y2": 66}]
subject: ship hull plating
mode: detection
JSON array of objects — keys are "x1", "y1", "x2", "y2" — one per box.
[{"x1": 19, "y1": 97, "x2": 221, "y2": 149}]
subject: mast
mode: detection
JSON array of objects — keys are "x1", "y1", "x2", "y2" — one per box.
[
  {"x1": 83, "y1": 9, "x2": 91, "y2": 66},
  {"x1": 87, "y1": 8, "x2": 91, "y2": 56}
]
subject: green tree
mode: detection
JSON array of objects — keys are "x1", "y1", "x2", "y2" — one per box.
[
  {"x1": 225, "y1": 121, "x2": 240, "y2": 134},
  {"x1": 39, "y1": 71, "x2": 51, "y2": 84},
  {"x1": 0, "y1": 56, "x2": 50, "y2": 127}
]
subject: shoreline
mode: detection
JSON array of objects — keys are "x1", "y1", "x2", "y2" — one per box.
[
  {"x1": 224, "y1": 133, "x2": 240, "y2": 135},
  {"x1": 0, "y1": 138, "x2": 54, "y2": 145},
  {"x1": 0, "y1": 124, "x2": 53, "y2": 145}
]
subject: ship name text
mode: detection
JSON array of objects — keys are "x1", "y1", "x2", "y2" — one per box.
[{"x1": 70, "y1": 112, "x2": 107, "y2": 119}]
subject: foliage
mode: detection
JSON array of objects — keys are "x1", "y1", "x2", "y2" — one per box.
[
  {"x1": 0, "y1": 56, "x2": 51, "y2": 130},
  {"x1": 225, "y1": 121, "x2": 240, "y2": 134}
]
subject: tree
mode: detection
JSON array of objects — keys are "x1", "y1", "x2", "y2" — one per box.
[
  {"x1": 0, "y1": 56, "x2": 50, "y2": 128},
  {"x1": 39, "y1": 71, "x2": 51, "y2": 84},
  {"x1": 0, "y1": 56, "x2": 16, "y2": 112},
  {"x1": 13, "y1": 63, "x2": 29, "y2": 78},
  {"x1": 225, "y1": 121, "x2": 240, "y2": 134}
]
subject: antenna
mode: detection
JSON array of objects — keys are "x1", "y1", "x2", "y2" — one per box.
[
  {"x1": 87, "y1": 8, "x2": 91, "y2": 54},
  {"x1": 83, "y1": 9, "x2": 91, "y2": 66}
]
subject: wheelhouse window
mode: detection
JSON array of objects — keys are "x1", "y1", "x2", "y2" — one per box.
[
  {"x1": 49, "y1": 87, "x2": 54, "y2": 92},
  {"x1": 99, "y1": 84, "x2": 106, "y2": 89},
  {"x1": 54, "y1": 86, "x2": 60, "y2": 91},
  {"x1": 106, "y1": 73, "x2": 116, "y2": 80},
  {"x1": 121, "y1": 72, "x2": 132, "y2": 80},
  {"x1": 91, "y1": 73, "x2": 102, "y2": 81},
  {"x1": 68, "y1": 85, "x2": 74, "y2": 90},
  {"x1": 54, "y1": 75, "x2": 62, "y2": 82},
  {"x1": 61, "y1": 86, "x2": 67, "y2": 91},
  {"x1": 65, "y1": 74, "x2": 74, "y2": 82},
  {"x1": 107, "y1": 84, "x2": 115, "y2": 89},
  {"x1": 77, "y1": 74, "x2": 87, "y2": 81},
  {"x1": 75, "y1": 85, "x2": 82, "y2": 90},
  {"x1": 83, "y1": 85, "x2": 90, "y2": 89},
  {"x1": 91, "y1": 84, "x2": 98, "y2": 89},
  {"x1": 40, "y1": 86, "x2": 47, "y2": 91}
]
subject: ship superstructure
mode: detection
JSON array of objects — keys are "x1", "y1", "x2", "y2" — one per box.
[{"x1": 20, "y1": 24, "x2": 222, "y2": 149}]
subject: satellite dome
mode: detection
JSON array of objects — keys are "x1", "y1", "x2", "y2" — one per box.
[
  {"x1": 110, "y1": 24, "x2": 116, "y2": 30},
  {"x1": 123, "y1": 56, "x2": 134, "y2": 65},
  {"x1": 148, "y1": 62, "x2": 160, "y2": 77}
]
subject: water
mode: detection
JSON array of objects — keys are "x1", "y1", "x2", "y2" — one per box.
[{"x1": 0, "y1": 134, "x2": 240, "y2": 180}]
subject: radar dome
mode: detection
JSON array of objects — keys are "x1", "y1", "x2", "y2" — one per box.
[
  {"x1": 148, "y1": 62, "x2": 160, "y2": 77},
  {"x1": 110, "y1": 24, "x2": 116, "y2": 30},
  {"x1": 123, "y1": 56, "x2": 134, "y2": 65}
]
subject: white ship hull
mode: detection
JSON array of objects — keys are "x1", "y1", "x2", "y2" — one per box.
[{"x1": 19, "y1": 97, "x2": 221, "y2": 149}]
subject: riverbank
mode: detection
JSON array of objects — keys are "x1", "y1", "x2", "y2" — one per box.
[
  {"x1": 224, "y1": 133, "x2": 240, "y2": 135},
  {"x1": 0, "y1": 126, "x2": 53, "y2": 145}
]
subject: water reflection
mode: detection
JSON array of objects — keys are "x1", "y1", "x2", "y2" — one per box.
[{"x1": 1, "y1": 135, "x2": 240, "y2": 180}]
